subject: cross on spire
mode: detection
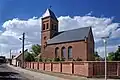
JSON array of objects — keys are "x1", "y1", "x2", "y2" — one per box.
[{"x1": 49, "y1": 5, "x2": 52, "y2": 9}]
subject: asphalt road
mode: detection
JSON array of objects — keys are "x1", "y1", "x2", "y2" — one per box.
[{"x1": 0, "y1": 63, "x2": 29, "y2": 80}]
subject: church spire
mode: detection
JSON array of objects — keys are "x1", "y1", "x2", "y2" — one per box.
[{"x1": 42, "y1": 8, "x2": 58, "y2": 21}]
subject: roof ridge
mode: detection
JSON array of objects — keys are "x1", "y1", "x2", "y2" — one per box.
[{"x1": 61, "y1": 26, "x2": 91, "y2": 32}]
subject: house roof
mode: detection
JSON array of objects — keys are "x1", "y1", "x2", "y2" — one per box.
[
  {"x1": 42, "y1": 8, "x2": 57, "y2": 20},
  {"x1": 47, "y1": 27, "x2": 91, "y2": 45},
  {"x1": 13, "y1": 53, "x2": 22, "y2": 59}
]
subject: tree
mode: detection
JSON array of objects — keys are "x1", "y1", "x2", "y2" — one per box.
[
  {"x1": 94, "y1": 51, "x2": 102, "y2": 61},
  {"x1": 24, "y1": 51, "x2": 35, "y2": 62},
  {"x1": 107, "y1": 52, "x2": 115, "y2": 61},
  {"x1": 107, "y1": 46, "x2": 120, "y2": 61},
  {"x1": 31, "y1": 44, "x2": 41, "y2": 57}
]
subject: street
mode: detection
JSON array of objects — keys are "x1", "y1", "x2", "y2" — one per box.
[{"x1": 0, "y1": 63, "x2": 29, "y2": 80}]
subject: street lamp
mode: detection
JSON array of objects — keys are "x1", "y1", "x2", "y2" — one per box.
[
  {"x1": 19, "y1": 32, "x2": 25, "y2": 68},
  {"x1": 101, "y1": 36, "x2": 109, "y2": 80}
]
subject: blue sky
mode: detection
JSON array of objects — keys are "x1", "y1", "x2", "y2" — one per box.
[
  {"x1": 0, "y1": 0, "x2": 119, "y2": 24},
  {"x1": 0, "y1": 0, "x2": 120, "y2": 57}
]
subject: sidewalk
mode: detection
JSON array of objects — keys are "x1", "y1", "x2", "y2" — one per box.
[{"x1": 7, "y1": 64, "x2": 120, "y2": 80}]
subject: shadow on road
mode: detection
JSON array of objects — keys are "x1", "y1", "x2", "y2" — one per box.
[{"x1": 0, "y1": 72, "x2": 20, "y2": 80}]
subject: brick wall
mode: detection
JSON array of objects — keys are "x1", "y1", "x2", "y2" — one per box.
[
  {"x1": 43, "y1": 41, "x2": 88, "y2": 61},
  {"x1": 45, "y1": 62, "x2": 52, "y2": 71},
  {"x1": 74, "y1": 62, "x2": 89, "y2": 76},
  {"x1": 34, "y1": 62, "x2": 38, "y2": 70},
  {"x1": 38, "y1": 62, "x2": 45, "y2": 70},
  {"x1": 52, "y1": 62, "x2": 61, "y2": 72},
  {"x1": 62, "y1": 62, "x2": 73, "y2": 74},
  {"x1": 25, "y1": 61, "x2": 120, "y2": 78}
]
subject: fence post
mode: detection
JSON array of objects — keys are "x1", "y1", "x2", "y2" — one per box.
[
  {"x1": 72, "y1": 62, "x2": 74, "y2": 74},
  {"x1": 33, "y1": 62, "x2": 34, "y2": 69},
  {"x1": 43, "y1": 62, "x2": 45, "y2": 70},
  {"x1": 37, "y1": 62, "x2": 39, "y2": 70},
  {"x1": 51, "y1": 62, "x2": 53, "y2": 71},
  {"x1": 60, "y1": 62, "x2": 62, "y2": 72},
  {"x1": 30, "y1": 62, "x2": 31, "y2": 69},
  {"x1": 117, "y1": 62, "x2": 120, "y2": 76}
]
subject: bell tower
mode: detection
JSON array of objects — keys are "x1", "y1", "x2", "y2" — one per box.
[{"x1": 41, "y1": 8, "x2": 58, "y2": 54}]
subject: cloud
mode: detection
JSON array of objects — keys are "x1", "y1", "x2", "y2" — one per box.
[
  {"x1": 0, "y1": 14, "x2": 120, "y2": 58},
  {"x1": 0, "y1": 17, "x2": 41, "y2": 57},
  {"x1": 96, "y1": 45, "x2": 118, "y2": 57}
]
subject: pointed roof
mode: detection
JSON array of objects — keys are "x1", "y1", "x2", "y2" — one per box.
[{"x1": 42, "y1": 8, "x2": 58, "y2": 21}]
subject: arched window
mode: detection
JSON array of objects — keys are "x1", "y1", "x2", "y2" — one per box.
[
  {"x1": 61, "y1": 47, "x2": 66, "y2": 58},
  {"x1": 68, "y1": 46, "x2": 72, "y2": 59},
  {"x1": 55, "y1": 47, "x2": 59, "y2": 58}
]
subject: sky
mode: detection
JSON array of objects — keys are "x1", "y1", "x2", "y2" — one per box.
[{"x1": 0, "y1": 0, "x2": 120, "y2": 58}]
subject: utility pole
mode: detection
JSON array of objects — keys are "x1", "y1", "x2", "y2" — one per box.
[
  {"x1": 9, "y1": 49, "x2": 12, "y2": 65},
  {"x1": 22, "y1": 32, "x2": 25, "y2": 68},
  {"x1": 10, "y1": 49, "x2": 11, "y2": 59}
]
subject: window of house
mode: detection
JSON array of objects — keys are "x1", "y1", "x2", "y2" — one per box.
[
  {"x1": 68, "y1": 46, "x2": 72, "y2": 59},
  {"x1": 46, "y1": 23, "x2": 49, "y2": 29},
  {"x1": 43, "y1": 24, "x2": 45, "y2": 30},
  {"x1": 55, "y1": 47, "x2": 59, "y2": 58},
  {"x1": 61, "y1": 47, "x2": 66, "y2": 58}
]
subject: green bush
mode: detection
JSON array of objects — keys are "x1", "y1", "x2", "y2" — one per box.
[
  {"x1": 35, "y1": 58, "x2": 38, "y2": 62},
  {"x1": 60, "y1": 57, "x2": 65, "y2": 61},
  {"x1": 42, "y1": 58, "x2": 47, "y2": 62},
  {"x1": 53, "y1": 57, "x2": 60, "y2": 62},
  {"x1": 38, "y1": 58, "x2": 43, "y2": 62},
  {"x1": 76, "y1": 57, "x2": 82, "y2": 61},
  {"x1": 72, "y1": 59, "x2": 75, "y2": 61},
  {"x1": 47, "y1": 58, "x2": 53, "y2": 62}
]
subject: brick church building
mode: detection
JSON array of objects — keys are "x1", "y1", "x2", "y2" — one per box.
[{"x1": 41, "y1": 8, "x2": 94, "y2": 61}]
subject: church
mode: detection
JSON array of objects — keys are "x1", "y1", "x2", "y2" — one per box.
[{"x1": 41, "y1": 8, "x2": 94, "y2": 61}]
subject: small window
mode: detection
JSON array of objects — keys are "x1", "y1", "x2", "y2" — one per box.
[
  {"x1": 46, "y1": 23, "x2": 49, "y2": 29},
  {"x1": 44, "y1": 36, "x2": 46, "y2": 40},
  {"x1": 43, "y1": 24, "x2": 45, "y2": 30}
]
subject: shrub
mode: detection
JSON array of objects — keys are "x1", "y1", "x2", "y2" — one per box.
[
  {"x1": 76, "y1": 57, "x2": 82, "y2": 61},
  {"x1": 60, "y1": 57, "x2": 65, "y2": 61},
  {"x1": 34, "y1": 57, "x2": 38, "y2": 62},
  {"x1": 72, "y1": 59, "x2": 75, "y2": 61},
  {"x1": 42, "y1": 58, "x2": 47, "y2": 62},
  {"x1": 47, "y1": 58, "x2": 53, "y2": 62},
  {"x1": 38, "y1": 58, "x2": 43, "y2": 62},
  {"x1": 53, "y1": 57, "x2": 60, "y2": 62}
]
